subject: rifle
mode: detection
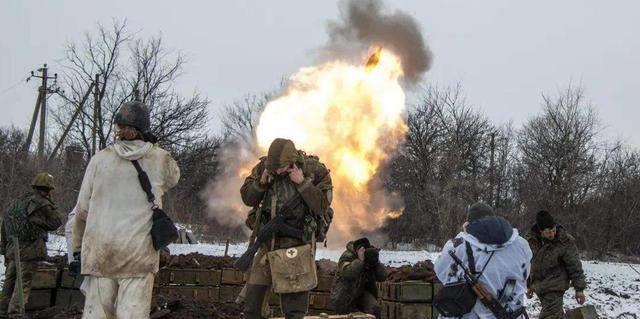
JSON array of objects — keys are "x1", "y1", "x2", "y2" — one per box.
[
  {"x1": 12, "y1": 237, "x2": 25, "y2": 316},
  {"x1": 448, "y1": 250, "x2": 528, "y2": 319},
  {"x1": 234, "y1": 193, "x2": 306, "y2": 272}
]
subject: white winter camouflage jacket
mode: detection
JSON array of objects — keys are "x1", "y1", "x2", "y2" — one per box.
[
  {"x1": 72, "y1": 140, "x2": 180, "y2": 278},
  {"x1": 435, "y1": 216, "x2": 533, "y2": 319}
]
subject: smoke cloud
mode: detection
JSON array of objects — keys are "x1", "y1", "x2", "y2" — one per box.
[{"x1": 324, "y1": 0, "x2": 433, "y2": 85}]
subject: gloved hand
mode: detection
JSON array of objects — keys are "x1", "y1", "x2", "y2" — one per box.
[
  {"x1": 364, "y1": 247, "x2": 379, "y2": 266},
  {"x1": 69, "y1": 252, "x2": 81, "y2": 276}
]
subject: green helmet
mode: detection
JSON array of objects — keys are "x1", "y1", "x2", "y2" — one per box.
[{"x1": 31, "y1": 173, "x2": 55, "y2": 190}]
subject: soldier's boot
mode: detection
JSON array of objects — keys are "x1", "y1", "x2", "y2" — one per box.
[
  {"x1": 280, "y1": 291, "x2": 309, "y2": 319},
  {"x1": 358, "y1": 291, "x2": 381, "y2": 318},
  {"x1": 539, "y1": 292, "x2": 565, "y2": 319},
  {"x1": 243, "y1": 284, "x2": 269, "y2": 319}
]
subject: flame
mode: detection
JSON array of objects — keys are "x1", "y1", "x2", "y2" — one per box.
[{"x1": 255, "y1": 48, "x2": 406, "y2": 242}]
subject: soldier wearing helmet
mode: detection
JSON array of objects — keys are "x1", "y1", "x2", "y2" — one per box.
[
  {"x1": 71, "y1": 100, "x2": 179, "y2": 318},
  {"x1": 0, "y1": 173, "x2": 62, "y2": 317}
]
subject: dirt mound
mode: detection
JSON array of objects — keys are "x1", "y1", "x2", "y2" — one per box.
[
  {"x1": 316, "y1": 258, "x2": 338, "y2": 276},
  {"x1": 30, "y1": 305, "x2": 83, "y2": 319},
  {"x1": 151, "y1": 293, "x2": 243, "y2": 319},
  {"x1": 165, "y1": 253, "x2": 237, "y2": 269},
  {"x1": 386, "y1": 260, "x2": 438, "y2": 282}
]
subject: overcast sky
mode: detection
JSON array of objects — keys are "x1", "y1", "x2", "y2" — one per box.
[{"x1": 1, "y1": 1, "x2": 639, "y2": 145}]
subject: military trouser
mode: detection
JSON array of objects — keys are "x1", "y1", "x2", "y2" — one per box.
[
  {"x1": 0, "y1": 261, "x2": 37, "y2": 316},
  {"x1": 335, "y1": 291, "x2": 381, "y2": 318},
  {"x1": 538, "y1": 292, "x2": 565, "y2": 319},
  {"x1": 244, "y1": 284, "x2": 309, "y2": 319}
]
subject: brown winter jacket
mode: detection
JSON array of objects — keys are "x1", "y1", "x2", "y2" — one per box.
[
  {"x1": 330, "y1": 241, "x2": 386, "y2": 313},
  {"x1": 0, "y1": 192, "x2": 62, "y2": 261},
  {"x1": 525, "y1": 225, "x2": 587, "y2": 295},
  {"x1": 240, "y1": 152, "x2": 332, "y2": 249}
]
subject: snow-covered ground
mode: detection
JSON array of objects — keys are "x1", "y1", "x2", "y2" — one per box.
[{"x1": 0, "y1": 236, "x2": 637, "y2": 318}]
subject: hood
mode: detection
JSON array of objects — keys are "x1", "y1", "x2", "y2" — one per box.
[
  {"x1": 113, "y1": 140, "x2": 153, "y2": 160},
  {"x1": 462, "y1": 216, "x2": 518, "y2": 251},
  {"x1": 345, "y1": 241, "x2": 356, "y2": 254}
]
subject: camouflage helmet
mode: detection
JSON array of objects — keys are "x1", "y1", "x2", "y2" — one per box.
[
  {"x1": 266, "y1": 138, "x2": 298, "y2": 172},
  {"x1": 31, "y1": 173, "x2": 55, "y2": 190},
  {"x1": 114, "y1": 101, "x2": 150, "y2": 132}
]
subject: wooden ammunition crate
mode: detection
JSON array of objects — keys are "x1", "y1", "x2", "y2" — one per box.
[
  {"x1": 218, "y1": 285, "x2": 244, "y2": 303},
  {"x1": 566, "y1": 305, "x2": 598, "y2": 319},
  {"x1": 157, "y1": 268, "x2": 222, "y2": 286},
  {"x1": 32, "y1": 267, "x2": 59, "y2": 289},
  {"x1": 309, "y1": 292, "x2": 332, "y2": 311},
  {"x1": 381, "y1": 301, "x2": 435, "y2": 319},
  {"x1": 60, "y1": 269, "x2": 85, "y2": 289},
  {"x1": 315, "y1": 275, "x2": 334, "y2": 292},
  {"x1": 155, "y1": 286, "x2": 220, "y2": 301},
  {"x1": 380, "y1": 281, "x2": 440, "y2": 303},
  {"x1": 220, "y1": 268, "x2": 245, "y2": 285},
  {"x1": 55, "y1": 288, "x2": 85, "y2": 308},
  {"x1": 271, "y1": 314, "x2": 373, "y2": 319},
  {"x1": 26, "y1": 289, "x2": 54, "y2": 311}
]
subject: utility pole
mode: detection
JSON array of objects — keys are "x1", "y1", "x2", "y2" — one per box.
[
  {"x1": 25, "y1": 64, "x2": 58, "y2": 164},
  {"x1": 489, "y1": 132, "x2": 496, "y2": 206},
  {"x1": 92, "y1": 74, "x2": 100, "y2": 155}
]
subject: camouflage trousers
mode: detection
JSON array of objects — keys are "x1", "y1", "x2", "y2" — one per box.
[
  {"x1": 0, "y1": 261, "x2": 37, "y2": 316},
  {"x1": 538, "y1": 292, "x2": 565, "y2": 319}
]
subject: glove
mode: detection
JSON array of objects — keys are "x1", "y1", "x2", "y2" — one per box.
[
  {"x1": 364, "y1": 247, "x2": 379, "y2": 266},
  {"x1": 69, "y1": 252, "x2": 81, "y2": 276}
]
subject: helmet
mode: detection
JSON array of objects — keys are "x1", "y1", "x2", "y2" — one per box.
[
  {"x1": 114, "y1": 101, "x2": 150, "y2": 132},
  {"x1": 266, "y1": 138, "x2": 298, "y2": 172},
  {"x1": 31, "y1": 173, "x2": 55, "y2": 190}
]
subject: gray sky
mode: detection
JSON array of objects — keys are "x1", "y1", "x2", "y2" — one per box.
[{"x1": 1, "y1": 0, "x2": 639, "y2": 145}]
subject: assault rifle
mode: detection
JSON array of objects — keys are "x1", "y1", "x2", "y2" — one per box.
[
  {"x1": 234, "y1": 194, "x2": 305, "y2": 272},
  {"x1": 448, "y1": 250, "x2": 528, "y2": 319}
]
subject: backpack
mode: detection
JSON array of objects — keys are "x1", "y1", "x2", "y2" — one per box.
[
  {"x1": 433, "y1": 241, "x2": 494, "y2": 317},
  {"x1": 301, "y1": 155, "x2": 333, "y2": 244}
]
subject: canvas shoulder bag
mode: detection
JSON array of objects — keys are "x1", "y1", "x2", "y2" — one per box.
[{"x1": 131, "y1": 160, "x2": 179, "y2": 250}]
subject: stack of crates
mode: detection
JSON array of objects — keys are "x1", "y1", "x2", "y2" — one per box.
[
  {"x1": 379, "y1": 280, "x2": 441, "y2": 319},
  {"x1": 55, "y1": 268, "x2": 85, "y2": 308},
  {"x1": 154, "y1": 267, "x2": 244, "y2": 304},
  {"x1": 269, "y1": 273, "x2": 335, "y2": 317},
  {"x1": 27, "y1": 265, "x2": 58, "y2": 311}
]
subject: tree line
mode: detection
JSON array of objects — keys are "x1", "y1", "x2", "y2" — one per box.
[{"x1": 1, "y1": 22, "x2": 638, "y2": 257}]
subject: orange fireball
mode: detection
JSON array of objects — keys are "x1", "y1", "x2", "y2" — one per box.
[{"x1": 255, "y1": 48, "x2": 407, "y2": 243}]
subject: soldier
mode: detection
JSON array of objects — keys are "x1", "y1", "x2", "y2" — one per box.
[
  {"x1": 71, "y1": 101, "x2": 180, "y2": 319},
  {"x1": 331, "y1": 237, "x2": 386, "y2": 318},
  {"x1": 525, "y1": 210, "x2": 586, "y2": 319},
  {"x1": 240, "y1": 138, "x2": 332, "y2": 319},
  {"x1": 434, "y1": 202, "x2": 531, "y2": 318},
  {"x1": 0, "y1": 173, "x2": 63, "y2": 317}
]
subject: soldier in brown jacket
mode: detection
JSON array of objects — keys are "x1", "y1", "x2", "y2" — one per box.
[
  {"x1": 240, "y1": 138, "x2": 332, "y2": 319},
  {"x1": 526, "y1": 210, "x2": 587, "y2": 319},
  {"x1": 0, "y1": 173, "x2": 62, "y2": 317}
]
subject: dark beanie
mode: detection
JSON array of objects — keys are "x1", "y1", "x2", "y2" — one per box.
[
  {"x1": 467, "y1": 202, "x2": 495, "y2": 223},
  {"x1": 353, "y1": 237, "x2": 372, "y2": 251},
  {"x1": 536, "y1": 210, "x2": 555, "y2": 230}
]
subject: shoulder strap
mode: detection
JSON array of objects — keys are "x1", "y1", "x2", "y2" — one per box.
[
  {"x1": 464, "y1": 241, "x2": 496, "y2": 278},
  {"x1": 131, "y1": 160, "x2": 156, "y2": 206},
  {"x1": 465, "y1": 241, "x2": 477, "y2": 274}
]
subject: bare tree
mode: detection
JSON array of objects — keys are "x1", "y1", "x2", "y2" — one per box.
[
  {"x1": 516, "y1": 86, "x2": 601, "y2": 233},
  {"x1": 51, "y1": 20, "x2": 209, "y2": 157}
]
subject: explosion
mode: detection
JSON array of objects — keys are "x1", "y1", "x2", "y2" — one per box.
[{"x1": 255, "y1": 48, "x2": 407, "y2": 243}]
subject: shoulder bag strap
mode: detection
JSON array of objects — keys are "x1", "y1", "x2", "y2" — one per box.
[{"x1": 131, "y1": 160, "x2": 157, "y2": 207}]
